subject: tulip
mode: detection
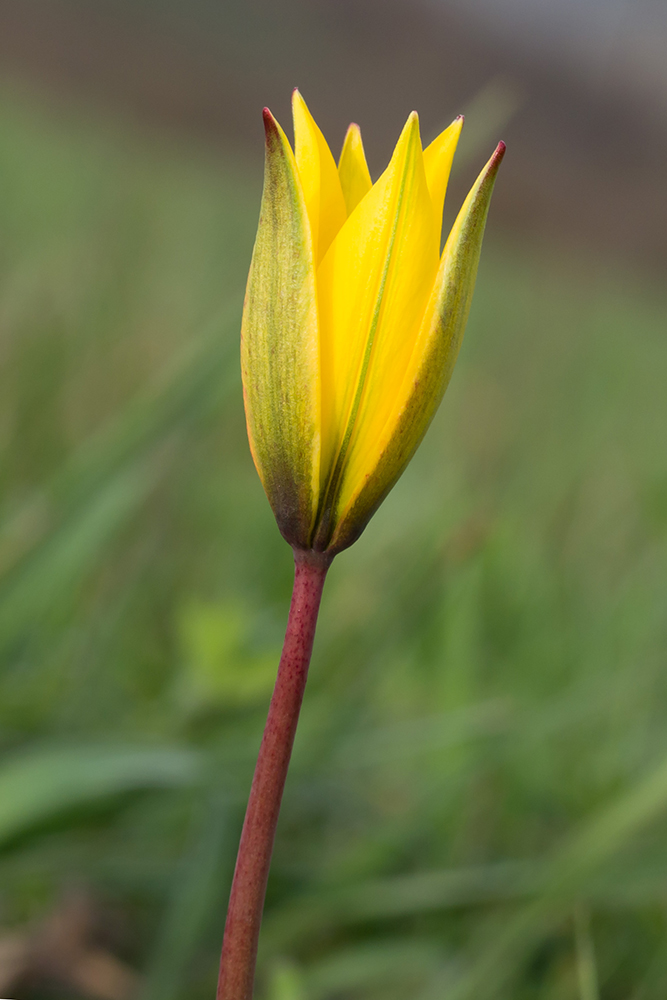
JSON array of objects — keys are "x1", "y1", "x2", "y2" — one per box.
[
  {"x1": 218, "y1": 94, "x2": 504, "y2": 1000},
  {"x1": 241, "y1": 90, "x2": 505, "y2": 558}
]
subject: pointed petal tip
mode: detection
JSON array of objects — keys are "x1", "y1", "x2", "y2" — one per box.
[
  {"x1": 455, "y1": 114, "x2": 464, "y2": 123},
  {"x1": 488, "y1": 140, "x2": 506, "y2": 173},
  {"x1": 262, "y1": 107, "x2": 279, "y2": 141},
  {"x1": 343, "y1": 122, "x2": 362, "y2": 143},
  {"x1": 404, "y1": 110, "x2": 420, "y2": 137},
  {"x1": 391, "y1": 110, "x2": 420, "y2": 149},
  {"x1": 480, "y1": 140, "x2": 506, "y2": 181}
]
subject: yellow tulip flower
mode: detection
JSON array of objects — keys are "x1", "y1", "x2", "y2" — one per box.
[{"x1": 241, "y1": 90, "x2": 504, "y2": 556}]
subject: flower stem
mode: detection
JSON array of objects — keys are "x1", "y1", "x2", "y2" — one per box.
[{"x1": 216, "y1": 548, "x2": 331, "y2": 1000}]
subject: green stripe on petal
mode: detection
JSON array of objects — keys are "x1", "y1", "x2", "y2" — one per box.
[
  {"x1": 328, "y1": 141, "x2": 506, "y2": 555},
  {"x1": 314, "y1": 112, "x2": 438, "y2": 550},
  {"x1": 240, "y1": 108, "x2": 321, "y2": 548}
]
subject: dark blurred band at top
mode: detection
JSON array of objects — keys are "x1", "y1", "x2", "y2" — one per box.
[{"x1": 0, "y1": 0, "x2": 665, "y2": 270}]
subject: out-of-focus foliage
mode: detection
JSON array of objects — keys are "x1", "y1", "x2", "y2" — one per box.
[{"x1": 1, "y1": 85, "x2": 667, "y2": 1000}]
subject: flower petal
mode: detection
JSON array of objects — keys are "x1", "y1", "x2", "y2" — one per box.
[
  {"x1": 314, "y1": 112, "x2": 439, "y2": 549},
  {"x1": 338, "y1": 123, "x2": 372, "y2": 215},
  {"x1": 240, "y1": 109, "x2": 321, "y2": 548},
  {"x1": 328, "y1": 141, "x2": 506, "y2": 554},
  {"x1": 423, "y1": 116, "x2": 463, "y2": 244},
  {"x1": 292, "y1": 90, "x2": 347, "y2": 265}
]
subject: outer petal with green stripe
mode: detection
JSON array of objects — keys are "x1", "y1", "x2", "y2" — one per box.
[{"x1": 241, "y1": 91, "x2": 505, "y2": 555}]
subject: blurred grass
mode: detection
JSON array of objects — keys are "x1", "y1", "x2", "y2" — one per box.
[{"x1": 0, "y1": 82, "x2": 666, "y2": 1000}]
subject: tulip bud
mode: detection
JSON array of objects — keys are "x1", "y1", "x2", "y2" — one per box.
[{"x1": 241, "y1": 92, "x2": 504, "y2": 556}]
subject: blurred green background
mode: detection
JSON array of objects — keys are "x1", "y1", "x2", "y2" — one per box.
[{"x1": 0, "y1": 1, "x2": 666, "y2": 998}]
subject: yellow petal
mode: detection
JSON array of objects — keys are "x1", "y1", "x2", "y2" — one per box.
[
  {"x1": 328, "y1": 142, "x2": 506, "y2": 554},
  {"x1": 241, "y1": 109, "x2": 320, "y2": 548},
  {"x1": 423, "y1": 115, "x2": 463, "y2": 244},
  {"x1": 338, "y1": 123, "x2": 372, "y2": 215},
  {"x1": 314, "y1": 112, "x2": 439, "y2": 549},
  {"x1": 292, "y1": 90, "x2": 347, "y2": 265}
]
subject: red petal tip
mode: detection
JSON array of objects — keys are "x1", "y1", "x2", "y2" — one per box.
[
  {"x1": 455, "y1": 114, "x2": 464, "y2": 122},
  {"x1": 262, "y1": 107, "x2": 279, "y2": 139},
  {"x1": 485, "y1": 141, "x2": 506, "y2": 176},
  {"x1": 485, "y1": 141, "x2": 506, "y2": 172}
]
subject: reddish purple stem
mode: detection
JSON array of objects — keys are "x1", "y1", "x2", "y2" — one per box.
[{"x1": 217, "y1": 548, "x2": 331, "y2": 1000}]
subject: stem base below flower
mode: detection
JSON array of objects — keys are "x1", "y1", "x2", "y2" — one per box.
[{"x1": 217, "y1": 549, "x2": 330, "y2": 1000}]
